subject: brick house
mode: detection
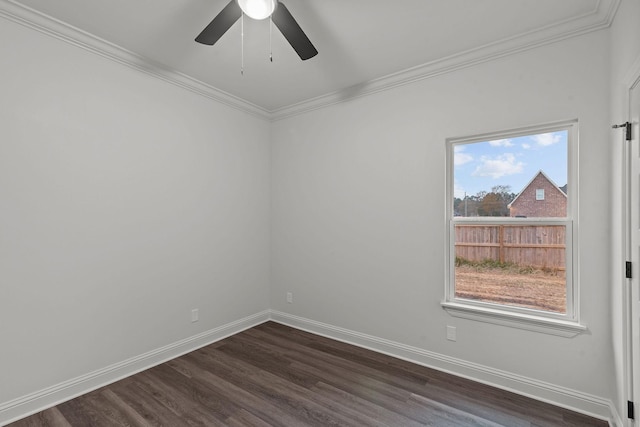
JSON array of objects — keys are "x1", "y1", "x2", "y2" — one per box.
[{"x1": 508, "y1": 170, "x2": 567, "y2": 217}]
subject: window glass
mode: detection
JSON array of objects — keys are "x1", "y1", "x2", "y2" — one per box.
[{"x1": 450, "y1": 127, "x2": 572, "y2": 317}]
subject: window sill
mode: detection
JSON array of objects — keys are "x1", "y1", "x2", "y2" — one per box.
[{"x1": 441, "y1": 302, "x2": 587, "y2": 337}]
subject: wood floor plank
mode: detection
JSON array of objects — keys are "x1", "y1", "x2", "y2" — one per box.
[
  {"x1": 125, "y1": 369, "x2": 228, "y2": 425},
  {"x1": 236, "y1": 329, "x2": 418, "y2": 403},
  {"x1": 310, "y1": 381, "x2": 425, "y2": 427},
  {"x1": 407, "y1": 393, "x2": 513, "y2": 427},
  {"x1": 107, "y1": 377, "x2": 205, "y2": 426},
  {"x1": 187, "y1": 346, "x2": 365, "y2": 426},
  {"x1": 142, "y1": 364, "x2": 237, "y2": 423},
  {"x1": 98, "y1": 389, "x2": 152, "y2": 427},
  {"x1": 8, "y1": 321, "x2": 608, "y2": 427},
  {"x1": 232, "y1": 329, "x2": 431, "y2": 396},
  {"x1": 224, "y1": 409, "x2": 272, "y2": 427},
  {"x1": 7, "y1": 407, "x2": 72, "y2": 427},
  {"x1": 54, "y1": 395, "x2": 121, "y2": 427},
  {"x1": 250, "y1": 323, "x2": 579, "y2": 426},
  {"x1": 172, "y1": 355, "x2": 313, "y2": 427}
]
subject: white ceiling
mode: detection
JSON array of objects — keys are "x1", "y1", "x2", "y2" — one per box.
[{"x1": 2, "y1": 0, "x2": 618, "y2": 114}]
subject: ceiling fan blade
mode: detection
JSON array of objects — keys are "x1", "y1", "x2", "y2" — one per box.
[
  {"x1": 195, "y1": 0, "x2": 242, "y2": 45},
  {"x1": 272, "y1": 2, "x2": 318, "y2": 60}
]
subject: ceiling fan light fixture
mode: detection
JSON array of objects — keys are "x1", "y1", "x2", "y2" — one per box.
[{"x1": 237, "y1": 0, "x2": 277, "y2": 20}]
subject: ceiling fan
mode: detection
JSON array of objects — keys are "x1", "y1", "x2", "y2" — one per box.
[{"x1": 195, "y1": 0, "x2": 318, "y2": 61}]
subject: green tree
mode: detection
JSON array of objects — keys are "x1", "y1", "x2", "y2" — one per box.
[
  {"x1": 454, "y1": 186, "x2": 516, "y2": 217},
  {"x1": 477, "y1": 185, "x2": 516, "y2": 216},
  {"x1": 478, "y1": 192, "x2": 505, "y2": 216}
]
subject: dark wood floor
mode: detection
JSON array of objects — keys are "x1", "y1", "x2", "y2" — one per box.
[{"x1": 9, "y1": 321, "x2": 607, "y2": 427}]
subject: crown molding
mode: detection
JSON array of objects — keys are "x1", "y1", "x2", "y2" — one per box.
[
  {"x1": 0, "y1": 0, "x2": 620, "y2": 122},
  {"x1": 270, "y1": 0, "x2": 621, "y2": 121},
  {"x1": 0, "y1": 0, "x2": 271, "y2": 121}
]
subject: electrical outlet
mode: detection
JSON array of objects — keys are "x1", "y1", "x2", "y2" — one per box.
[
  {"x1": 286, "y1": 292, "x2": 293, "y2": 304},
  {"x1": 191, "y1": 309, "x2": 199, "y2": 323},
  {"x1": 446, "y1": 325, "x2": 456, "y2": 341}
]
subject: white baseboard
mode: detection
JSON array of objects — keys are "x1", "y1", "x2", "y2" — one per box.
[
  {"x1": 0, "y1": 310, "x2": 270, "y2": 426},
  {"x1": 609, "y1": 402, "x2": 624, "y2": 427},
  {"x1": 269, "y1": 310, "x2": 617, "y2": 426},
  {"x1": 1, "y1": 309, "x2": 620, "y2": 426}
]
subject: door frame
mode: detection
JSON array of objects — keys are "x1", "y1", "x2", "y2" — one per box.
[{"x1": 623, "y1": 54, "x2": 640, "y2": 427}]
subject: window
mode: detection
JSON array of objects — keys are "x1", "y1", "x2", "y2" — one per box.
[{"x1": 443, "y1": 121, "x2": 584, "y2": 336}]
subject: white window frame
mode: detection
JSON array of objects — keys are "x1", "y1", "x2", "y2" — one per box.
[{"x1": 442, "y1": 120, "x2": 586, "y2": 337}]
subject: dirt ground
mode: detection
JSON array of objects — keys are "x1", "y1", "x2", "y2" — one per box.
[{"x1": 455, "y1": 265, "x2": 566, "y2": 313}]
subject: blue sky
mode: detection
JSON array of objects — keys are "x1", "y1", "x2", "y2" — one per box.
[{"x1": 453, "y1": 130, "x2": 567, "y2": 199}]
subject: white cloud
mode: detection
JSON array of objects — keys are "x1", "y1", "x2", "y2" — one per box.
[
  {"x1": 454, "y1": 145, "x2": 473, "y2": 166},
  {"x1": 521, "y1": 143, "x2": 531, "y2": 149},
  {"x1": 472, "y1": 153, "x2": 524, "y2": 179},
  {"x1": 488, "y1": 139, "x2": 513, "y2": 147},
  {"x1": 532, "y1": 132, "x2": 562, "y2": 147}
]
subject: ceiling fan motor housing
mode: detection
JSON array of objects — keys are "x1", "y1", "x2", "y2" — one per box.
[
  {"x1": 237, "y1": 0, "x2": 278, "y2": 20},
  {"x1": 196, "y1": 0, "x2": 317, "y2": 61}
]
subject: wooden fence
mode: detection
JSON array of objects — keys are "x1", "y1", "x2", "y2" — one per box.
[{"x1": 454, "y1": 224, "x2": 566, "y2": 270}]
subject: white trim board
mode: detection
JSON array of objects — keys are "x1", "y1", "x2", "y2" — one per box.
[
  {"x1": 0, "y1": 0, "x2": 621, "y2": 122},
  {"x1": 0, "y1": 310, "x2": 620, "y2": 426},
  {"x1": 0, "y1": 310, "x2": 271, "y2": 426},
  {"x1": 620, "y1": 53, "x2": 640, "y2": 427},
  {"x1": 270, "y1": 0, "x2": 620, "y2": 121},
  {"x1": 269, "y1": 310, "x2": 618, "y2": 426},
  {"x1": 0, "y1": 0, "x2": 271, "y2": 121}
]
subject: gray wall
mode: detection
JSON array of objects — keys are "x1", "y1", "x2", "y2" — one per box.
[
  {"x1": 2, "y1": 0, "x2": 637, "y2": 423},
  {"x1": 0, "y1": 17, "x2": 271, "y2": 404},
  {"x1": 271, "y1": 30, "x2": 613, "y2": 401}
]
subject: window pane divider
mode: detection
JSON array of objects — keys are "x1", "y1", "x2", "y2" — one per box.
[{"x1": 445, "y1": 120, "x2": 581, "y2": 336}]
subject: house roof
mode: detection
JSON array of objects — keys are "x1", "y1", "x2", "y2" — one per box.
[{"x1": 507, "y1": 170, "x2": 567, "y2": 208}]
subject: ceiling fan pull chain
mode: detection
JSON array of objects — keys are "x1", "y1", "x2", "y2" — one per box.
[
  {"x1": 241, "y1": 12, "x2": 244, "y2": 76},
  {"x1": 195, "y1": 1, "x2": 318, "y2": 61},
  {"x1": 270, "y1": 16, "x2": 273, "y2": 62}
]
